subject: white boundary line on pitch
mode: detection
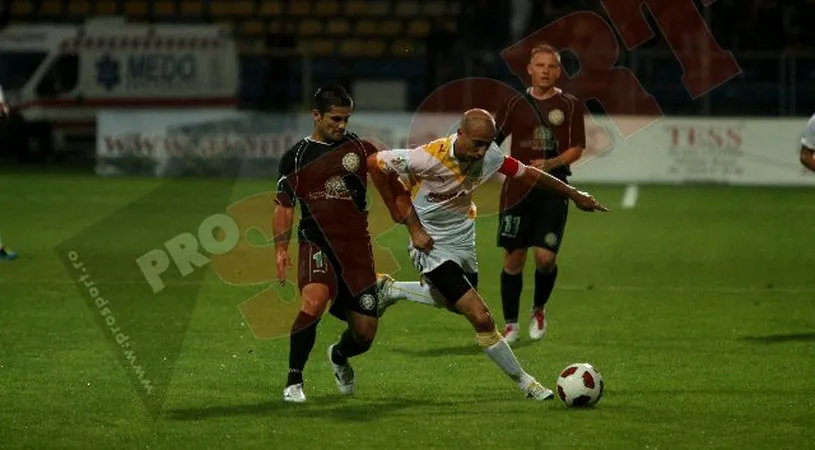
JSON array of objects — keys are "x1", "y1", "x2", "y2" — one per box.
[{"x1": 621, "y1": 184, "x2": 639, "y2": 209}]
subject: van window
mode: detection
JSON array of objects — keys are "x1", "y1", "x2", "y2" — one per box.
[
  {"x1": 36, "y1": 54, "x2": 79, "y2": 97},
  {"x1": 0, "y1": 51, "x2": 47, "y2": 90}
]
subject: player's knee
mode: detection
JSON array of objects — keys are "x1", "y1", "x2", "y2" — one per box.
[
  {"x1": 463, "y1": 303, "x2": 495, "y2": 333},
  {"x1": 300, "y1": 285, "x2": 331, "y2": 316},
  {"x1": 533, "y1": 248, "x2": 556, "y2": 272},
  {"x1": 350, "y1": 317, "x2": 378, "y2": 347},
  {"x1": 503, "y1": 249, "x2": 527, "y2": 274}
]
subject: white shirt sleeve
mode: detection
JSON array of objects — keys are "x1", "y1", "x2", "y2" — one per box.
[
  {"x1": 484, "y1": 143, "x2": 524, "y2": 178},
  {"x1": 376, "y1": 147, "x2": 431, "y2": 176},
  {"x1": 801, "y1": 114, "x2": 815, "y2": 150}
]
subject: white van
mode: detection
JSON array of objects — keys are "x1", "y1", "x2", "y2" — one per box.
[{"x1": 0, "y1": 17, "x2": 239, "y2": 161}]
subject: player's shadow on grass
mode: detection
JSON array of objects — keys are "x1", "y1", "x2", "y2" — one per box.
[
  {"x1": 388, "y1": 339, "x2": 537, "y2": 358},
  {"x1": 164, "y1": 395, "x2": 435, "y2": 422},
  {"x1": 740, "y1": 332, "x2": 815, "y2": 344}
]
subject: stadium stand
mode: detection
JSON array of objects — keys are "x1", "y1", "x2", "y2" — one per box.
[{"x1": 4, "y1": 0, "x2": 813, "y2": 114}]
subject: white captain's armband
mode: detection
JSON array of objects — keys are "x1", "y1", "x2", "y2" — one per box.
[{"x1": 498, "y1": 156, "x2": 525, "y2": 178}]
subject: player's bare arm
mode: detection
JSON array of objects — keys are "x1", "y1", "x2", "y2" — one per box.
[
  {"x1": 513, "y1": 161, "x2": 608, "y2": 212},
  {"x1": 367, "y1": 153, "x2": 434, "y2": 253},
  {"x1": 801, "y1": 146, "x2": 815, "y2": 173},
  {"x1": 273, "y1": 204, "x2": 294, "y2": 284},
  {"x1": 532, "y1": 146, "x2": 583, "y2": 172}
]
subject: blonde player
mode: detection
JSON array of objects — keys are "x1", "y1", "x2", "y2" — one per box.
[
  {"x1": 799, "y1": 114, "x2": 815, "y2": 173},
  {"x1": 368, "y1": 109, "x2": 607, "y2": 400}
]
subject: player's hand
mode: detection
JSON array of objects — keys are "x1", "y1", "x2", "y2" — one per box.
[
  {"x1": 571, "y1": 190, "x2": 609, "y2": 212},
  {"x1": 276, "y1": 248, "x2": 290, "y2": 285},
  {"x1": 410, "y1": 227, "x2": 434, "y2": 254},
  {"x1": 530, "y1": 159, "x2": 547, "y2": 171}
]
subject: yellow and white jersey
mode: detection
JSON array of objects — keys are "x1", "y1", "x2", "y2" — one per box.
[
  {"x1": 802, "y1": 114, "x2": 815, "y2": 150},
  {"x1": 376, "y1": 134, "x2": 514, "y2": 272}
]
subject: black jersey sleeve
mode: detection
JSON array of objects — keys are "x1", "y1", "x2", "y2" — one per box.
[{"x1": 275, "y1": 144, "x2": 298, "y2": 207}]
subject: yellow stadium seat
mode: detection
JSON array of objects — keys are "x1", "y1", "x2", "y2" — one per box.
[
  {"x1": 391, "y1": 39, "x2": 418, "y2": 56},
  {"x1": 406, "y1": 19, "x2": 430, "y2": 37},
  {"x1": 325, "y1": 19, "x2": 350, "y2": 35},
  {"x1": 69, "y1": 1, "x2": 90, "y2": 15},
  {"x1": 367, "y1": 1, "x2": 391, "y2": 15},
  {"x1": 299, "y1": 20, "x2": 323, "y2": 36},
  {"x1": 124, "y1": 1, "x2": 148, "y2": 17},
  {"x1": 288, "y1": 1, "x2": 311, "y2": 15},
  {"x1": 95, "y1": 1, "x2": 118, "y2": 15},
  {"x1": 38, "y1": 0, "x2": 63, "y2": 15},
  {"x1": 344, "y1": 1, "x2": 368, "y2": 16},
  {"x1": 11, "y1": 1, "x2": 34, "y2": 16},
  {"x1": 153, "y1": 1, "x2": 176, "y2": 17},
  {"x1": 315, "y1": 0, "x2": 340, "y2": 16},
  {"x1": 309, "y1": 39, "x2": 336, "y2": 56},
  {"x1": 238, "y1": 39, "x2": 267, "y2": 54},
  {"x1": 241, "y1": 20, "x2": 266, "y2": 35},
  {"x1": 210, "y1": 1, "x2": 254, "y2": 16},
  {"x1": 180, "y1": 1, "x2": 203, "y2": 16},
  {"x1": 364, "y1": 40, "x2": 387, "y2": 56},
  {"x1": 235, "y1": 1, "x2": 256, "y2": 16},
  {"x1": 354, "y1": 20, "x2": 377, "y2": 35},
  {"x1": 394, "y1": 1, "x2": 419, "y2": 16},
  {"x1": 378, "y1": 20, "x2": 402, "y2": 36},
  {"x1": 422, "y1": 2, "x2": 446, "y2": 16},
  {"x1": 259, "y1": 1, "x2": 284, "y2": 16},
  {"x1": 267, "y1": 20, "x2": 283, "y2": 33},
  {"x1": 340, "y1": 39, "x2": 385, "y2": 57}
]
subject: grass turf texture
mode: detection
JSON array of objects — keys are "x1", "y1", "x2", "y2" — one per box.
[{"x1": 0, "y1": 171, "x2": 813, "y2": 449}]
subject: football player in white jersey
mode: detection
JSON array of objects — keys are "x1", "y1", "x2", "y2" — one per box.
[
  {"x1": 0, "y1": 90, "x2": 18, "y2": 260},
  {"x1": 0, "y1": 231, "x2": 16, "y2": 261},
  {"x1": 799, "y1": 114, "x2": 815, "y2": 173},
  {"x1": 368, "y1": 109, "x2": 607, "y2": 400}
]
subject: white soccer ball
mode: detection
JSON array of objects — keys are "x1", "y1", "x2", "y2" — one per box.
[{"x1": 556, "y1": 363, "x2": 604, "y2": 407}]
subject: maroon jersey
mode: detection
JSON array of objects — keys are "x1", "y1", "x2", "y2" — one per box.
[
  {"x1": 495, "y1": 89, "x2": 585, "y2": 206},
  {"x1": 275, "y1": 132, "x2": 378, "y2": 243}
]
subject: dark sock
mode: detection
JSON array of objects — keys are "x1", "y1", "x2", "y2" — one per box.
[
  {"x1": 331, "y1": 329, "x2": 371, "y2": 366},
  {"x1": 286, "y1": 311, "x2": 321, "y2": 386},
  {"x1": 533, "y1": 265, "x2": 558, "y2": 309},
  {"x1": 500, "y1": 271, "x2": 523, "y2": 323}
]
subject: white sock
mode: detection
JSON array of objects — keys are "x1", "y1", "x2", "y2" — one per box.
[
  {"x1": 483, "y1": 339, "x2": 527, "y2": 383},
  {"x1": 386, "y1": 281, "x2": 445, "y2": 308}
]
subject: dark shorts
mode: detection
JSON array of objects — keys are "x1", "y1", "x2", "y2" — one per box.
[
  {"x1": 497, "y1": 187, "x2": 569, "y2": 253},
  {"x1": 298, "y1": 238, "x2": 378, "y2": 320},
  {"x1": 423, "y1": 260, "x2": 479, "y2": 306}
]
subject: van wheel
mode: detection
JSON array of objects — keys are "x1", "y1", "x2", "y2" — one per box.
[{"x1": 16, "y1": 123, "x2": 52, "y2": 163}]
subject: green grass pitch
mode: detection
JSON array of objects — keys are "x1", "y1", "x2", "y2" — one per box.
[{"x1": 0, "y1": 170, "x2": 813, "y2": 449}]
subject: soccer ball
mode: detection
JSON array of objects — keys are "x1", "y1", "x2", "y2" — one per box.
[{"x1": 556, "y1": 363, "x2": 604, "y2": 407}]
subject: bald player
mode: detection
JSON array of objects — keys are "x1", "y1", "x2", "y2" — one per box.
[
  {"x1": 368, "y1": 109, "x2": 607, "y2": 400},
  {"x1": 799, "y1": 114, "x2": 815, "y2": 173}
]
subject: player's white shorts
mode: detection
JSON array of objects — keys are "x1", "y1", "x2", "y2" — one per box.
[{"x1": 408, "y1": 242, "x2": 478, "y2": 276}]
